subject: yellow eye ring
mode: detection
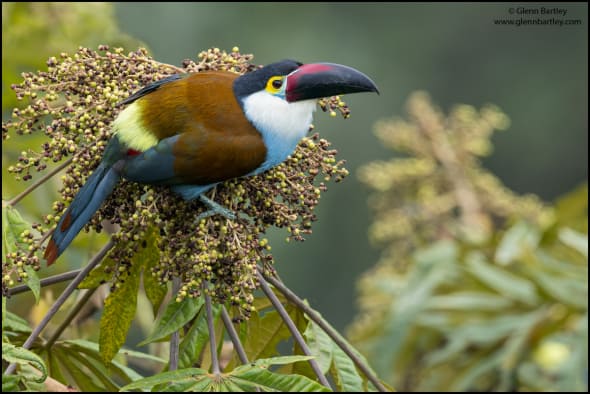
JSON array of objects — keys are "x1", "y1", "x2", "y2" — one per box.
[{"x1": 266, "y1": 76, "x2": 284, "y2": 93}]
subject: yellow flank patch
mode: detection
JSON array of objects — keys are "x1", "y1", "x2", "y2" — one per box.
[{"x1": 112, "y1": 103, "x2": 158, "y2": 151}]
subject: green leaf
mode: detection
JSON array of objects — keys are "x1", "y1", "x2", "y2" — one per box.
[
  {"x1": 99, "y1": 260, "x2": 141, "y2": 364},
  {"x1": 529, "y1": 269, "x2": 587, "y2": 308},
  {"x1": 558, "y1": 227, "x2": 588, "y2": 257},
  {"x1": 252, "y1": 355, "x2": 315, "y2": 367},
  {"x1": 137, "y1": 228, "x2": 167, "y2": 315},
  {"x1": 242, "y1": 309, "x2": 291, "y2": 361},
  {"x1": 23, "y1": 264, "x2": 40, "y2": 303},
  {"x1": 3, "y1": 310, "x2": 32, "y2": 333},
  {"x1": 231, "y1": 361, "x2": 331, "y2": 392},
  {"x1": 2, "y1": 202, "x2": 31, "y2": 258},
  {"x1": 52, "y1": 346, "x2": 105, "y2": 391},
  {"x1": 119, "y1": 368, "x2": 208, "y2": 391},
  {"x1": 68, "y1": 350, "x2": 119, "y2": 391},
  {"x1": 178, "y1": 306, "x2": 219, "y2": 369},
  {"x1": 495, "y1": 221, "x2": 541, "y2": 265},
  {"x1": 465, "y1": 252, "x2": 538, "y2": 305},
  {"x1": 2, "y1": 343, "x2": 47, "y2": 383},
  {"x1": 305, "y1": 310, "x2": 381, "y2": 388},
  {"x1": 78, "y1": 260, "x2": 113, "y2": 289},
  {"x1": 330, "y1": 345, "x2": 363, "y2": 392},
  {"x1": 2, "y1": 374, "x2": 20, "y2": 392},
  {"x1": 57, "y1": 339, "x2": 151, "y2": 385},
  {"x1": 64, "y1": 338, "x2": 166, "y2": 364},
  {"x1": 139, "y1": 296, "x2": 203, "y2": 346},
  {"x1": 374, "y1": 240, "x2": 458, "y2": 372},
  {"x1": 426, "y1": 292, "x2": 514, "y2": 311},
  {"x1": 303, "y1": 321, "x2": 333, "y2": 374},
  {"x1": 143, "y1": 269, "x2": 168, "y2": 317}
]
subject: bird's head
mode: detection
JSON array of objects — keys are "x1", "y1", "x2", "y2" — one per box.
[
  {"x1": 233, "y1": 59, "x2": 379, "y2": 104},
  {"x1": 233, "y1": 60, "x2": 379, "y2": 172}
]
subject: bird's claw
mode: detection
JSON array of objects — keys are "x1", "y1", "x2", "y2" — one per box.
[{"x1": 197, "y1": 194, "x2": 236, "y2": 221}]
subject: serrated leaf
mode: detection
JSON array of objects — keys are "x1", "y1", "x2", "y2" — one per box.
[
  {"x1": 303, "y1": 321, "x2": 333, "y2": 374},
  {"x1": 2, "y1": 343, "x2": 47, "y2": 383},
  {"x1": 304, "y1": 309, "x2": 381, "y2": 389},
  {"x1": 58, "y1": 339, "x2": 149, "y2": 384},
  {"x1": 2, "y1": 202, "x2": 32, "y2": 258},
  {"x1": 139, "y1": 296, "x2": 203, "y2": 346},
  {"x1": 23, "y1": 264, "x2": 41, "y2": 303},
  {"x1": 252, "y1": 355, "x2": 315, "y2": 367},
  {"x1": 330, "y1": 345, "x2": 363, "y2": 392},
  {"x1": 466, "y1": 252, "x2": 538, "y2": 305},
  {"x1": 3, "y1": 310, "x2": 32, "y2": 334},
  {"x1": 2, "y1": 374, "x2": 20, "y2": 392},
  {"x1": 178, "y1": 307, "x2": 218, "y2": 369},
  {"x1": 99, "y1": 260, "x2": 141, "y2": 364},
  {"x1": 231, "y1": 363, "x2": 331, "y2": 392},
  {"x1": 64, "y1": 338, "x2": 166, "y2": 364},
  {"x1": 119, "y1": 368, "x2": 208, "y2": 391},
  {"x1": 243, "y1": 310, "x2": 291, "y2": 361},
  {"x1": 68, "y1": 350, "x2": 119, "y2": 391},
  {"x1": 53, "y1": 346, "x2": 105, "y2": 391},
  {"x1": 495, "y1": 221, "x2": 541, "y2": 265}
]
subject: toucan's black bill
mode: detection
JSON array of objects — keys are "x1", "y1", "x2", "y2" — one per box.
[{"x1": 285, "y1": 63, "x2": 379, "y2": 102}]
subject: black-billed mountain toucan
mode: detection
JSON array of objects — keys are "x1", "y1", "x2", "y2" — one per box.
[{"x1": 44, "y1": 59, "x2": 379, "y2": 265}]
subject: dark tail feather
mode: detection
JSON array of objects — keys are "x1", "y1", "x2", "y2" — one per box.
[{"x1": 45, "y1": 162, "x2": 121, "y2": 265}]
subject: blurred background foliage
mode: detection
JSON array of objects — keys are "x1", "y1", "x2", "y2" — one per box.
[
  {"x1": 348, "y1": 92, "x2": 587, "y2": 391},
  {"x1": 2, "y1": 2, "x2": 588, "y2": 391}
]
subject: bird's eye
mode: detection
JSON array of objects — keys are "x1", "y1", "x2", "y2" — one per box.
[
  {"x1": 272, "y1": 79, "x2": 283, "y2": 89},
  {"x1": 266, "y1": 76, "x2": 285, "y2": 94}
]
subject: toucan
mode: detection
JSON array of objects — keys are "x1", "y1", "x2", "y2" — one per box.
[{"x1": 44, "y1": 59, "x2": 378, "y2": 265}]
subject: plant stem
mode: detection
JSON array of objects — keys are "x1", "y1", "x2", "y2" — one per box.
[
  {"x1": 4, "y1": 239, "x2": 114, "y2": 376},
  {"x1": 7, "y1": 269, "x2": 82, "y2": 296},
  {"x1": 257, "y1": 272, "x2": 333, "y2": 390},
  {"x1": 168, "y1": 277, "x2": 181, "y2": 371},
  {"x1": 204, "y1": 282, "x2": 221, "y2": 374},
  {"x1": 264, "y1": 273, "x2": 389, "y2": 392},
  {"x1": 44, "y1": 287, "x2": 98, "y2": 350},
  {"x1": 221, "y1": 306, "x2": 248, "y2": 364}
]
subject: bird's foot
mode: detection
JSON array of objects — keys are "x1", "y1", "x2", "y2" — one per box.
[{"x1": 197, "y1": 194, "x2": 236, "y2": 221}]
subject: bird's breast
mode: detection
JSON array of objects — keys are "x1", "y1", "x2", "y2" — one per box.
[{"x1": 241, "y1": 91, "x2": 317, "y2": 174}]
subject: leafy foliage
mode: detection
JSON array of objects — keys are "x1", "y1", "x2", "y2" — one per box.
[{"x1": 349, "y1": 92, "x2": 588, "y2": 391}]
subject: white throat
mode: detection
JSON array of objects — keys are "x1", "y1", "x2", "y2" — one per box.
[{"x1": 242, "y1": 91, "x2": 316, "y2": 173}]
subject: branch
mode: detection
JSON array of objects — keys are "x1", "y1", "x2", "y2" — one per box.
[
  {"x1": 44, "y1": 287, "x2": 99, "y2": 350},
  {"x1": 4, "y1": 239, "x2": 115, "y2": 376},
  {"x1": 221, "y1": 306, "x2": 249, "y2": 365},
  {"x1": 7, "y1": 269, "x2": 82, "y2": 296},
  {"x1": 257, "y1": 272, "x2": 333, "y2": 390},
  {"x1": 264, "y1": 273, "x2": 389, "y2": 392},
  {"x1": 168, "y1": 277, "x2": 181, "y2": 371},
  {"x1": 204, "y1": 282, "x2": 221, "y2": 375}
]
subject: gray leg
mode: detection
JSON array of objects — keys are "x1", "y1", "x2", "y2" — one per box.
[{"x1": 196, "y1": 194, "x2": 236, "y2": 221}]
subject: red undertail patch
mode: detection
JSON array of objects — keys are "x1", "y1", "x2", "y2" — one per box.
[{"x1": 44, "y1": 239, "x2": 58, "y2": 266}]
